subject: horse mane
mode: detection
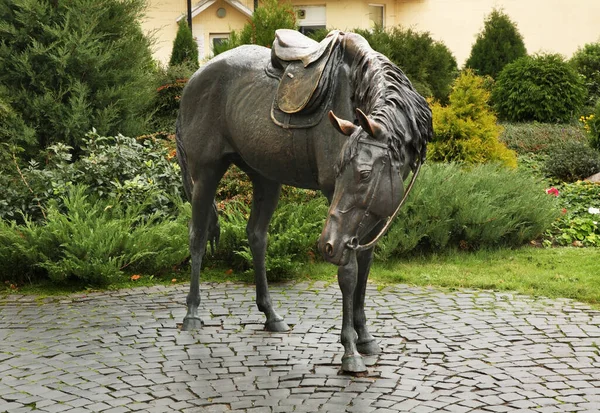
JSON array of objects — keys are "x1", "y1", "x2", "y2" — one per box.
[{"x1": 342, "y1": 40, "x2": 432, "y2": 173}]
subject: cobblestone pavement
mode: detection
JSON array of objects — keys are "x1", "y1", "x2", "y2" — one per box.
[{"x1": 1, "y1": 282, "x2": 600, "y2": 413}]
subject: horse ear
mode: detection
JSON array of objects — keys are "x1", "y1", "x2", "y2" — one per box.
[
  {"x1": 328, "y1": 111, "x2": 356, "y2": 136},
  {"x1": 355, "y1": 108, "x2": 382, "y2": 138}
]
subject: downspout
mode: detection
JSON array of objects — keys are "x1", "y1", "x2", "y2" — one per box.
[{"x1": 187, "y1": 0, "x2": 193, "y2": 33}]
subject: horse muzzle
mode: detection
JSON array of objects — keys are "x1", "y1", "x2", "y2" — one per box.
[{"x1": 318, "y1": 214, "x2": 359, "y2": 266}]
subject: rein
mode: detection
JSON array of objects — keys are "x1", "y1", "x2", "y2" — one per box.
[{"x1": 345, "y1": 142, "x2": 422, "y2": 252}]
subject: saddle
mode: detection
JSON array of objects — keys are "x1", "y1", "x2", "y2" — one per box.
[{"x1": 267, "y1": 30, "x2": 342, "y2": 128}]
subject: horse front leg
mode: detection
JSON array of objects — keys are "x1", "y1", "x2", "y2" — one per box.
[
  {"x1": 246, "y1": 174, "x2": 289, "y2": 332},
  {"x1": 338, "y1": 250, "x2": 367, "y2": 373},
  {"x1": 354, "y1": 247, "x2": 381, "y2": 355}
]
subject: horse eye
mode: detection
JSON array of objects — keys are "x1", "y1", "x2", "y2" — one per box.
[{"x1": 359, "y1": 170, "x2": 371, "y2": 181}]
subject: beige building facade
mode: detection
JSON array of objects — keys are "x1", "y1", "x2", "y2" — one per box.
[{"x1": 142, "y1": 0, "x2": 600, "y2": 66}]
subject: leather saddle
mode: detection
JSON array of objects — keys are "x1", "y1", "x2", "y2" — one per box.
[{"x1": 267, "y1": 30, "x2": 342, "y2": 128}]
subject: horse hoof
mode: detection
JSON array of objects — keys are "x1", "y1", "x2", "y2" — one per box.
[
  {"x1": 357, "y1": 339, "x2": 381, "y2": 355},
  {"x1": 182, "y1": 317, "x2": 203, "y2": 331},
  {"x1": 265, "y1": 319, "x2": 290, "y2": 332},
  {"x1": 341, "y1": 355, "x2": 367, "y2": 374}
]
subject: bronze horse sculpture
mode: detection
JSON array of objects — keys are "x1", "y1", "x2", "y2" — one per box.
[{"x1": 176, "y1": 30, "x2": 432, "y2": 373}]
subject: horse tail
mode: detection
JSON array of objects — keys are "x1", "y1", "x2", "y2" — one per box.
[
  {"x1": 176, "y1": 116, "x2": 193, "y2": 202},
  {"x1": 175, "y1": 115, "x2": 220, "y2": 254}
]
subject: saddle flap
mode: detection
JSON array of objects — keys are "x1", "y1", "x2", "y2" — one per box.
[{"x1": 275, "y1": 31, "x2": 340, "y2": 114}]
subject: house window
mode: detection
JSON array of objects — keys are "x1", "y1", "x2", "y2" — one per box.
[
  {"x1": 209, "y1": 33, "x2": 230, "y2": 53},
  {"x1": 368, "y1": 4, "x2": 384, "y2": 28},
  {"x1": 295, "y1": 5, "x2": 326, "y2": 35}
]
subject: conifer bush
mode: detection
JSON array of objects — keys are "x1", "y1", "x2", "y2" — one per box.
[
  {"x1": 493, "y1": 54, "x2": 586, "y2": 123},
  {"x1": 465, "y1": 8, "x2": 527, "y2": 79},
  {"x1": 377, "y1": 163, "x2": 560, "y2": 259},
  {"x1": 169, "y1": 20, "x2": 199, "y2": 69},
  {"x1": 428, "y1": 70, "x2": 517, "y2": 167},
  {"x1": 0, "y1": 0, "x2": 156, "y2": 154},
  {"x1": 0, "y1": 185, "x2": 189, "y2": 285}
]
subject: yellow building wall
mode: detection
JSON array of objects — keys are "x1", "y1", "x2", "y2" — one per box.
[
  {"x1": 290, "y1": 0, "x2": 398, "y2": 31},
  {"x1": 395, "y1": 0, "x2": 600, "y2": 67},
  {"x1": 141, "y1": 0, "x2": 253, "y2": 63},
  {"x1": 143, "y1": 0, "x2": 600, "y2": 66},
  {"x1": 193, "y1": 1, "x2": 250, "y2": 59}
]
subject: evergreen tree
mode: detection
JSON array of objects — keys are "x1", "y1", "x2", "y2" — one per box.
[
  {"x1": 465, "y1": 8, "x2": 527, "y2": 79},
  {"x1": 169, "y1": 20, "x2": 199, "y2": 69},
  {"x1": 356, "y1": 26, "x2": 458, "y2": 103},
  {"x1": 0, "y1": 0, "x2": 156, "y2": 155}
]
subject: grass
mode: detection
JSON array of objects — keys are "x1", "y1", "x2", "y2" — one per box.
[
  {"x1": 370, "y1": 247, "x2": 600, "y2": 306},
  {"x1": 3, "y1": 247, "x2": 599, "y2": 308}
]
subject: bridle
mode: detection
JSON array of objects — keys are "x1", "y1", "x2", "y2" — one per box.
[{"x1": 339, "y1": 139, "x2": 422, "y2": 252}]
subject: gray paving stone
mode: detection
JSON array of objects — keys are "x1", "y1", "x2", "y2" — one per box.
[{"x1": 2, "y1": 282, "x2": 600, "y2": 412}]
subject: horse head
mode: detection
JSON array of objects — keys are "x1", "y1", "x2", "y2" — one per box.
[{"x1": 318, "y1": 109, "x2": 408, "y2": 266}]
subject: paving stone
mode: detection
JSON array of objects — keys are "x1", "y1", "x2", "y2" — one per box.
[{"x1": 2, "y1": 282, "x2": 600, "y2": 412}]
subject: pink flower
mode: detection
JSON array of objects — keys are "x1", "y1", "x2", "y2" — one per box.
[{"x1": 545, "y1": 187, "x2": 559, "y2": 197}]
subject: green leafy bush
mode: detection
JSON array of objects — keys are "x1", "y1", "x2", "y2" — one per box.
[
  {"x1": 493, "y1": 54, "x2": 586, "y2": 123},
  {"x1": 428, "y1": 70, "x2": 517, "y2": 167},
  {"x1": 169, "y1": 20, "x2": 199, "y2": 69},
  {"x1": 570, "y1": 42, "x2": 600, "y2": 109},
  {"x1": 465, "y1": 8, "x2": 527, "y2": 79},
  {"x1": 356, "y1": 25, "x2": 457, "y2": 102},
  {"x1": 542, "y1": 141, "x2": 600, "y2": 183},
  {"x1": 0, "y1": 131, "x2": 182, "y2": 223},
  {"x1": 0, "y1": 185, "x2": 189, "y2": 285},
  {"x1": 377, "y1": 163, "x2": 560, "y2": 259},
  {"x1": 0, "y1": 0, "x2": 156, "y2": 154},
  {"x1": 545, "y1": 182, "x2": 600, "y2": 247},
  {"x1": 214, "y1": 0, "x2": 296, "y2": 54}
]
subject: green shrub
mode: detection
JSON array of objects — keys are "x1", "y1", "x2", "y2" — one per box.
[
  {"x1": 356, "y1": 25, "x2": 457, "y2": 102},
  {"x1": 0, "y1": 0, "x2": 156, "y2": 154},
  {"x1": 148, "y1": 63, "x2": 196, "y2": 135},
  {"x1": 465, "y1": 8, "x2": 527, "y2": 79},
  {"x1": 570, "y1": 42, "x2": 600, "y2": 109},
  {"x1": 428, "y1": 70, "x2": 517, "y2": 167},
  {"x1": 545, "y1": 181, "x2": 600, "y2": 247},
  {"x1": 214, "y1": 0, "x2": 296, "y2": 55},
  {"x1": 0, "y1": 185, "x2": 189, "y2": 285},
  {"x1": 542, "y1": 141, "x2": 600, "y2": 183},
  {"x1": 377, "y1": 163, "x2": 560, "y2": 259},
  {"x1": 580, "y1": 100, "x2": 600, "y2": 151},
  {"x1": 500, "y1": 122, "x2": 588, "y2": 155},
  {"x1": 169, "y1": 20, "x2": 199, "y2": 69},
  {"x1": 210, "y1": 195, "x2": 328, "y2": 279},
  {"x1": 0, "y1": 86, "x2": 36, "y2": 152},
  {"x1": 493, "y1": 54, "x2": 586, "y2": 123},
  {"x1": 0, "y1": 131, "x2": 182, "y2": 223}
]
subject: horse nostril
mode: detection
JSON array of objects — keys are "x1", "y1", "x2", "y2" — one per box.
[{"x1": 325, "y1": 242, "x2": 334, "y2": 257}]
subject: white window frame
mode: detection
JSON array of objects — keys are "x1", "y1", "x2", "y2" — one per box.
[
  {"x1": 209, "y1": 33, "x2": 230, "y2": 54},
  {"x1": 368, "y1": 4, "x2": 385, "y2": 28}
]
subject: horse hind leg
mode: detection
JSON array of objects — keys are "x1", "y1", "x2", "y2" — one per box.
[
  {"x1": 246, "y1": 173, "x2": 289, "y2": 332},
  {"x1": 182, "y1": 166, "x2": 226, "y2": 331}
]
